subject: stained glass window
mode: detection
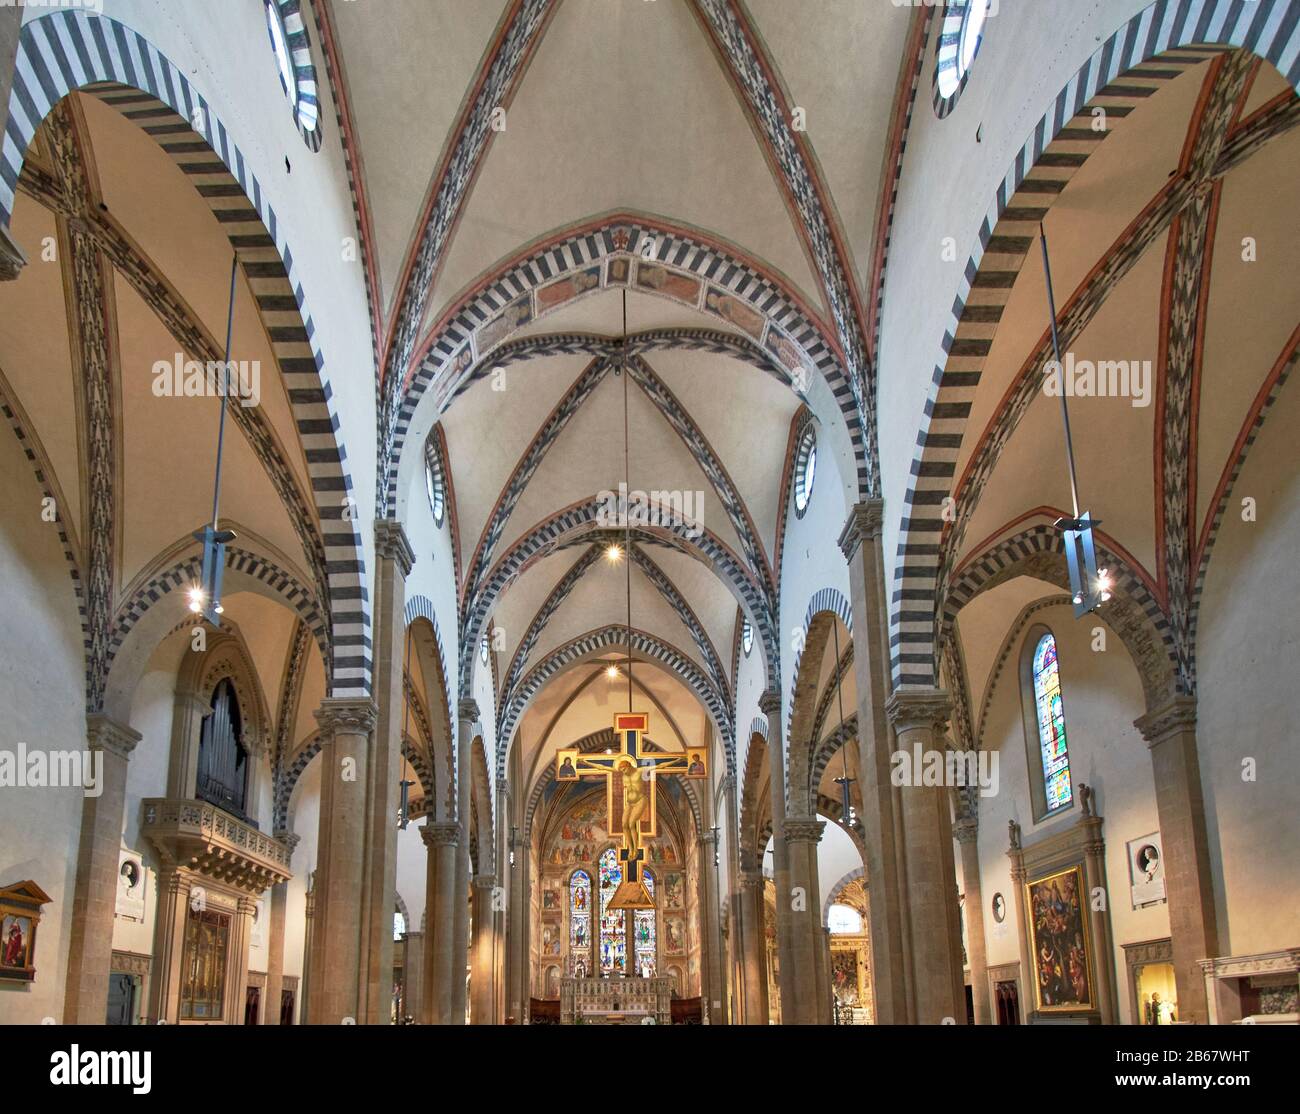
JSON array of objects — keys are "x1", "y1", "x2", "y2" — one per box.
[
  {"x1": 598, "y1": 848, "x2": 626, "y2": 975},
  {"x1": 634, "y1": 869, "x2": 656, "y2": 977},
  {"x1": 569, "y1": 869, "x2": 591, "y2": 968},
  {"x1": 1032, "y1": 632, "x2": 1072, "y2": 813}
]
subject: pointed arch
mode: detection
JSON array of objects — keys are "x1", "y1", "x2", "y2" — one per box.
[
  {"x1": 890, "y1": 0, "x2": 1300, "y2": 691},
  {"x1": 2, "y1": 8, "x2": 372, "y2": 697}
]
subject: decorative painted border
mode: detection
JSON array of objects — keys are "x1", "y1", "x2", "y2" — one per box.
[
  {"x1": 0, "y1": 9, "x2": 372, "y2": 696},
  {"x1": 890, "y1": 0, "x2": 1300, "y2": 691},
  {"x1": 387, "y1": 215, "x2": 868, "y2": 512}
]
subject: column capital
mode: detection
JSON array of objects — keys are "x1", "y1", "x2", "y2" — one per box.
[
  {"x1": 374, "y1": 519, "x2": 416, "y2": 577},
  {"x1": 699, "y1": 830, "x2": 720, "y2": 847},
  {"x1": 717, "y1": 772, "x2": 736, "y2": 794},
  {"x1": 885, "y1": 687, "x2": 952, "y2": 733},
  {"x1": 757, "y1": 689, "x2": 781, "y2": 718},
  {"x1": 1134, "y1": 694, "x2": 1196, "y2": 748},
  {"x1": 953, "y1": 816, "x2": 979, "y2": 845},
  {"x1": 472, "y1": 873, "x2": 497, "y2": 891},
  {"x1": 740, "y1": 871, "x2": 765, "y2": 891},
  {"x1": 85, "y1": 713, "x2": 141, "y2": 760},
  {"x1": 314, "y1": 698, "x2": 379, "y2": 737},
  {"x1": 422, "y1": 820, "x2": 461, "y2": 849},
  {"x1": 838, "y1": 498, "x2": 885, "y2": 560},
  {"x1": 458, "y1": 698, "x2": 480, "y2": 724},
  {"x1": 0, "y1": 223, "x2": 27, "y2": 282},
  {"x1": 782, "y1": 816, "x2": 825, "y2": 845}
]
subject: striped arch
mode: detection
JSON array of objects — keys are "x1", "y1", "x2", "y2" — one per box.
[
  {"x1": 461, "y1": 497, "x2": 778, "y2": 699},
  {"x1": 404, "y1": 594, "x2": 457, "y2": 815},
  {"x1": 394, "y1": 892, "x2": 412, "y2": 936},
  {"x1": 523, "y1": 728, "x2": 615, "y2": 836},
  {"x1": 891, "y1": 0, "x2": 1300, "y2": 690},
  {"x1": 400, "y1": 734, "x2": 437, "y2": 802},
  {"x1": 784, "y1": 587, "x2": 853, "y2": 815},
  {"x1": 265, "y1": 0, "x2": 324, "y2": 152},
  {"x1": 737, "y1": 728, "x2": 770, "y2": 865},
  {"x1": 809, "y1": 713, "x2": 859, "y2": 815},
  {"x1": 105, "y1": 546, "x2": 328, "y2": 710},
  {"x1": 941, "y1": 524, "x2": 1182, "y2": 707},
  {"x1": 498, "y1": 625, "x2": 732, "y2": 776},
  {"x1": 277, "y1": 731, "x2": 320, "y2": 833},
  {"x1": 2, "y1": 9, "x2": 371, "y2": 697},
  {"x1": 822, "y1": 866, "x2": 868, "y2": 927},
  {"x1": 386, "y1": 213, "x2": 869, "y2": 511}
]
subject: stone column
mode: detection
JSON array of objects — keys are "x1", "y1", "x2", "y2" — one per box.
[
  {"x1": 954, "y1": 815, "x2": 991, "y2": 1024},
  {"x1": 146, "y1": 867, "x2": 192, "y2": 1023},
  {"x1": 224, "y1": 895, "x2": 257, "y2": 1024},
  {"x1": 839, "y1": 501, "x2": 910, "y2": 1022},
  {"x1": 63, "y1": 715, "x2": 140, "y2": 1023},
  {"x1": 450, "y1": 698, "x2": 477, "y2": 1024},
  {"x1": 781, "y1": 815, "x2": 825, "y2": 1024},
  {"x1": 699, "y1": 830, "x2": 726, "y2": 1023},
  {"x1": 738, "y1": 865, "x2": 769, "y2": 1024},
  {"x1": 262, "y1": 831, "x2": 299, "y2": 1023},
  {"x1": 360, "y1": 521, "x2": 415, "y2": 1024},
  {"x1": 1081, "y1": 817, "x2": 1117, "y2": 1024},
  {"x1": 506, "y1": 824, "x2": 526, "y2": 1022},
  {"x1": 421, "y1": 819, "x2": 460, "y2": 1023},
  {"x1": 757, "y1": 689, "x2": 797, "y2": 1025},
  {"x1": 886, "y1": 688, "x2": 966, "y2": 1023},
  {"x1": 816, "y1": 925, "x2": 833, "y2": 1023},
  {"x1": 402, "y1": 931, "x2": 423, "y2": 1023},
  {"x1": 300, "y1": 872, "x2": 316, "y2": 1022},
  {"x1": 306, "y1": 698, "x2": 377, "y2": 1023},
  {"x1": 1135, "y1": 696, "x2": 1219, "y2": 1024},
  {"x1": 470, "y1": 873, "x2": 497, "y2": 1024}
]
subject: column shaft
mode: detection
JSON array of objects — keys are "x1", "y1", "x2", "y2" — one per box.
[
  {"x1": 470, "y1": 874, "x2": 496, "y2": 1023},
  {"x1": 954, "y1": 817, "x2": 991, "y2": 1024},
  {"x1": 64, "y1": 715, "x2": 139, "y2": 1023},
  {"x1": 422, "y1": 820, "x2": 460, "y2": 1023}
]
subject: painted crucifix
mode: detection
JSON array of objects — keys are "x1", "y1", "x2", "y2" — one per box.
[{"x1": 555, "y1": 712, "x2": 707, "y2": 910}]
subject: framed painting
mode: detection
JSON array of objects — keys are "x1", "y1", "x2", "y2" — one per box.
[
  {"x1": 0, "y1": 879, "x2": 52, "y2": 983},
  {"x1": 1025, "y1": 864, "x2": 1093, "y2": 1012}
]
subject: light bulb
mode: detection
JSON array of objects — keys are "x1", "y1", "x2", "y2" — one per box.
[
  {"x1": 606, "y1": 543, "x2": 622, "y2": 562},
  {"x1": 606, "y1": 665, "x2": 620, "y2": 680},
  {"x1": 187, "y1": 587, "x2": 205, "y2": 614}
]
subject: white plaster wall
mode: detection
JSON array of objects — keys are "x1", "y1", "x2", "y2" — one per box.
[
  {"x1": 973, "y1": 596, "x2": 1165, "y2": 1025},
  {"x1": 878, "y1": 0, "x2": 1164, "y2": 589},
  {"x1": 1194, "y1": 377, "x2": 1300, "y2": 958},
  {"x1": 0, "y1": 426, "x2": 87, "y2": 1024}
]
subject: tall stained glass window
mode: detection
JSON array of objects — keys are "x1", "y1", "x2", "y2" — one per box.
[
  {"x1": 1032, "y1": 632, "x2": 1072, "y2": 813},
  {"x1": 634, "y1": 869, "x2": 656, "y2": 977},
  {"x1": 569, "y1": 869, "x2": 591, "y2": 973},
  {"x1": 598, "y1": 848, "x2": 626, "y2": 974}
]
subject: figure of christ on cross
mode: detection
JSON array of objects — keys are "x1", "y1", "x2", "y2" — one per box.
[{"x1": 555, "y1": 713, "x2": 706, "y2": 910}]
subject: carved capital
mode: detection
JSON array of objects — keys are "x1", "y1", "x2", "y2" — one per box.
[
  {"x1": 757, "y1": 689, "x2": 781, "y2": 718},
  {"x1": 313, "y1": 698, "x2": 378, "y2": 737},
  {"x1": 699, "y1": 830, "x2": 720, "y2": 846},
  {"x1": 740, "y1": 871, "x2": 765, "y2": 892},
  {"x1": 472, "y1": 873, "x2": 497, "y2": 891},
  {"x1": 374, "y1": 519, "x2": 415, "y2": 577},
  {"x1": 885, "y1": 687, "x2": 951, "y2": 734},
  {"x1": 1134, "y1": 694, "x2": 1197, "y2": 749},
  {"x1": 274, "y1": 831, "x2": 302, "y2": 858},
  {"x1": 422, "y1": 820, "x2": 461, "y2": 849},
  {"x1": 953, "y1": 816, "x2": 979, "y2": 845},
  {"x1": 86, "y1": 714, "x2": 141, "y2": 761},
  {"x1": 0, "y1": 223, "x2": 28, "y2": 281},
  {"x1": 458, "y1": 698, "x2": 480, "y2": 724},
  {"x1": 782, "y1": 815, "x2": 825, "y2": 845},
  {"x1": 838, "y1": 498, "x2": 884, "y2": 560}
]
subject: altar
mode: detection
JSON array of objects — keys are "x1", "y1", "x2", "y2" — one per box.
[{"x1": 560, "y1": 976, "x2": 673, "y2": 1025}]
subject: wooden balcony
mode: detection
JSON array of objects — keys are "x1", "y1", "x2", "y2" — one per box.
[{"x1": 141, "y1": 798, "x2": 292, "y2": 893}]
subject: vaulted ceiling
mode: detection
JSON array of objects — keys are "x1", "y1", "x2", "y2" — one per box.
[{"x1": 320, "y1": 0, "x2": 915, "y2": 783}]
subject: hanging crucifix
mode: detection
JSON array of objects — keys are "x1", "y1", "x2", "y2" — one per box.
[{"x1": 555, "y1": 712, "x2": 707, "y2": 910}]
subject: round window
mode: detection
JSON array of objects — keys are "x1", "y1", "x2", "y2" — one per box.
[
  {"x1": 263, "y1": 1, "x2": 322, "y2": 150},
  {"x1": 425, "y1": 453, "x2": 445, "y2": 528},
  {"x1": 933, "y1": 0, "x2": 990, "y2": 116},
  {"x1": 794, "y1": 425, "x2": 817, "y2": 517},
  {"x1": 741, "y1": 619, "x2": 754, "y2": 658}
]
